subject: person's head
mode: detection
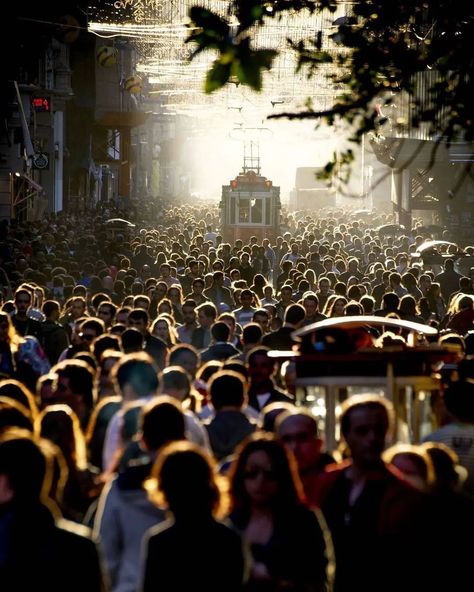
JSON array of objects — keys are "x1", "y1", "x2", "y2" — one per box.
[
  {"x1": 0, "y1": 380, "x2": 38, "y2": 420},
  {"x1": 339, "y1": 395, "x2": 394, "y2": 469},
  {"x1": 302, "y1": 293, "x2": 319, "y2": 318},
  {"x1": 168, "y1": 344, "x2": 200, "y2": 379},
  {"x1": 162, "y1": 366, "x2": 191, "y2": 402},
  {"x1": 191, "y1": 278, "x2": 205, "y2": 294},
  {"x1": 239, "y1": 289, "x2": 254, "y2": 309},
  {"x1": 14, "y1": 288, "x2": 32, "y2": 316},
  {"x1": 196, "y1": 303, "x2": 217, "y2": 329},
  {"x1": 148, "y1": 441, "x2": 225, "y2": 518},
  {"x1": 42, "y1": 300, "x2": 61, "y2": 322},
  {"x1": 241, "y1": 322, "x2": 263, "y2": 349},
  {"x1": 318, "y1": 277, "x2": 331, "y2": 294},
  {"x1": 0, "y1": 429, "x2": 52, "y2": 506},
  {"x1": 151, "y1": 316, "x2": 175, "y2": 345},
  {"x1": 276, "y1": 409, "x2": 322, "y2": 472},
  {"x1": 34, "y1": 404, "x2": 87, "y2": 470},
  {"x1": 247, "y1": 347, "x2": 276, "y2": 386},
  {"x1": 70, "y1": 296, "x2": 87, "y2": 319},
  {"x1": 78, "y1": 318, "x2": 105, "y2": 347},
  {"x1": 283, "y1": 303, "x2": 306, "y2": 327},
  {"x1": 279, "y1": 360, "x2": 296, "y2": 395},
  {"x1": 127, "y1": 308, "x2": 149, "y2": 334},
  {"x1": 383, "y1": 444, "x2": 434, "y2": 492},
  {"x1": 261, "y1": 401, "x2": 296, "y2": 433},
  {"x1": 421, "y1": 441, "x2": 466, "y2": 491},
  {"x1": 139, "y1": 396, "x2": 186, "y2": 451},
  {"x1": 50, "y1": 360, "x2": 96, "y2": 426},
  {"x1": 120, "y1": 327, "x2": 145, "y2": 353},
  {"x1": 92, "y1": 333, "x2": 121, "y2": 362},
  {"x1": 252, "y1": 308, "x2": 270, "y2": 333},
  {"x1": 111, "y1": 352, "x2": 160, "y2": 401},
  {"x1": 280, "y1": 285, "x2": 293, "y2": 303},
  {"x1": 208, "y1": 370, "x2": 247, "y2": 411},
  {"x1": 157, "y1": 298, "x2": 173, "y2": 317},
  {"x1": 228, "y1": 432, "x2": 304, "y2": 512},
  {"x1": 210, "y1": 321, "x2": 230, "y2": 343},
  {"x1": 181, "y1": 299, "x2": 197, "y2": 326},
  {"x1": 133, "y1": 295, "x2": 151, "y2": 311}
]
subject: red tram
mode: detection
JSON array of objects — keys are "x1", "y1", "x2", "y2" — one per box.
[{"x1": 220, "y1": 166, "x2": 281, "y2": 243}]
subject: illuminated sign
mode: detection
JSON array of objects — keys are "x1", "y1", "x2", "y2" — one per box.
[{"x1": 32, "y1": 97, "x2": 50, "y2": 112}]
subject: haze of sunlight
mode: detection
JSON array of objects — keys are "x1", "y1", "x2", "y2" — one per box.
[{"x1": 183, "y1": 118, "x2": 344, "y2": 203}]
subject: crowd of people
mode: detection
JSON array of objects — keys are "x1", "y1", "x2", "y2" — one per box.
[{"x1": 0, "y1": 198, "x2": 473, "y2": 591}]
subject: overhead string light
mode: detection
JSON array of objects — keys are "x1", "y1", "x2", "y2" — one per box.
[{"x1": 88, "y1": 0, "x2": 352, "y2": 118}]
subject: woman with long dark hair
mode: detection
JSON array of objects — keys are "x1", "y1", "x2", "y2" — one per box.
[{"x1": 228, "y1": 433, "x2": 333, "y2": 591}]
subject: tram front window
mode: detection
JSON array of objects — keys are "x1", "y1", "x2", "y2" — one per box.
[{"x1": 239, "y1": 199, "x2": 250, "y2": 223}]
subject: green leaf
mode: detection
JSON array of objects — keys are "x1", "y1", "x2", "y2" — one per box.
[
  {"x1": 188, "y1": 6, "x2": 229, "y2": 36},
  {"x1": 235, "y1": 48, "x2": 277, "y2": 91},
  {"x1": 205, "y1": 60, "x2": 231, "y2": 93}
]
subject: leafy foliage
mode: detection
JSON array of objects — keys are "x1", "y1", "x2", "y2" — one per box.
[{"x1": 186, "y1": 1, "x2": 474, "y2": 181}]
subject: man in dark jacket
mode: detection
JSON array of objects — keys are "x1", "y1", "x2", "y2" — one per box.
[
  {"x1": 200, "y1": 322, "x2": 240, "y2": 363},
  {"x1": 204, "y1": 370, "x2": 258, "y2": 460},
  {"x1": 41, "y1": 300, "x2": 69, "y2": 364},
  {"x1": 314, "y1": 395, "x2": 429, "y2": 592},
  {"x1": 246, "y1": 346, "x2": 293, "y2": 412}
]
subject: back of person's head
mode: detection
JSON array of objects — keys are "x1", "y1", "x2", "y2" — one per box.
[
  {"x1": 439, "y1": 332, "x2": 465, "y2": 351},
  {"x1": 246, "y1": 345, "x2": 272, "y2": 366},
  {"x1": 35, "y1": 404, "x2": 87, "y2": 470},
  {"x1": 140, "y1": 396, "x2": 186, "y2": 451},
  {"x1": 382, "y1": 443, "x2": 434, "y2": 491},
  {"x1": 120, "y1": 327, "x2": 145, "y2": 353},
  {"x1": 168, "y1": 343, "x2": 200, "y2": 369},
  {"x1": 275, "y1": 407, "x2": 319, "y2": 439},
  {"x1": 222, "y1": 359, "x2": 249, "y2": 382},
  {"x1": 0, "y1": 429, "x2": 48, "y2": 504},
  {"x1": 42, "y1": 300, "x2": 60, "y2": 319},
  {"x1": 0, "y1": 398, "x2": 33, "y2": 432},
  {"x1": 458, "y1": 295, "x2": 474, "y2": 310},
  {"x1": 210, "y1": 321, "x2": 230, "y2": 343},
  {"x1": 150, "y1": 441, "x2": 223, "y2": 518},
  {"x1": 92, "y1": 334, "x2": 121, "y2": 361},
  {"x1": 345, "y1": 301, "x2": 363, "y2": 316},
  {"x1": 53, "y1": 359, "x2": 95, "y2": 405},
  {"x1": 242, "y1": 322, "x2": 263, "y2": 347},
  {"x1": 261, "y1": 401, "x2": 296, "y2": 432},
  {"x1": 421, "y1": 441, "x2": 466, "y2": 490},
  {"x1": 73, "y1": 351, "x2": 98, "y2": 372},
  {"x1": 112, "y1": 352, "x2": 160, "y2": 399},
  {"x1": 196, "y1": 359, "x2": 223, "y2": 383},
  {"x1": 382, "y1": 292, "x2": 400, "y2": 310},
  {"x1": 208, "y1": 370, "x2": 246, "y2": 410},
  {"x1": 0, "y1": 380, "x2": 38, "y2": 419},
  {"x1": 284, "y1": 303, "x2": 306, "y2": 326},
  {"x1": 162, "y1": 366, "x2": 191, "y2": 400}
]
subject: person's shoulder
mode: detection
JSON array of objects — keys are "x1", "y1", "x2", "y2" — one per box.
[
  {"x1": 56, "y1": 518, "x2": 97, "y2": 546},
  {"x1": 270, "y1": 385, "x2": 293, "y2": 401},
  {"x1": 146, "y1": 517, "x2": 175, "y2": 545}
]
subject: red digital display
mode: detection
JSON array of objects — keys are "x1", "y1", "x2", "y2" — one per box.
[{"x1": 32, "y1": 97, "x2": 50, "y2": 112}]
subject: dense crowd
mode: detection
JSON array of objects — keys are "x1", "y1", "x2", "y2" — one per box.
[{"x1": 0, "y1": 199, "x2": 473, "y2": 591}]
